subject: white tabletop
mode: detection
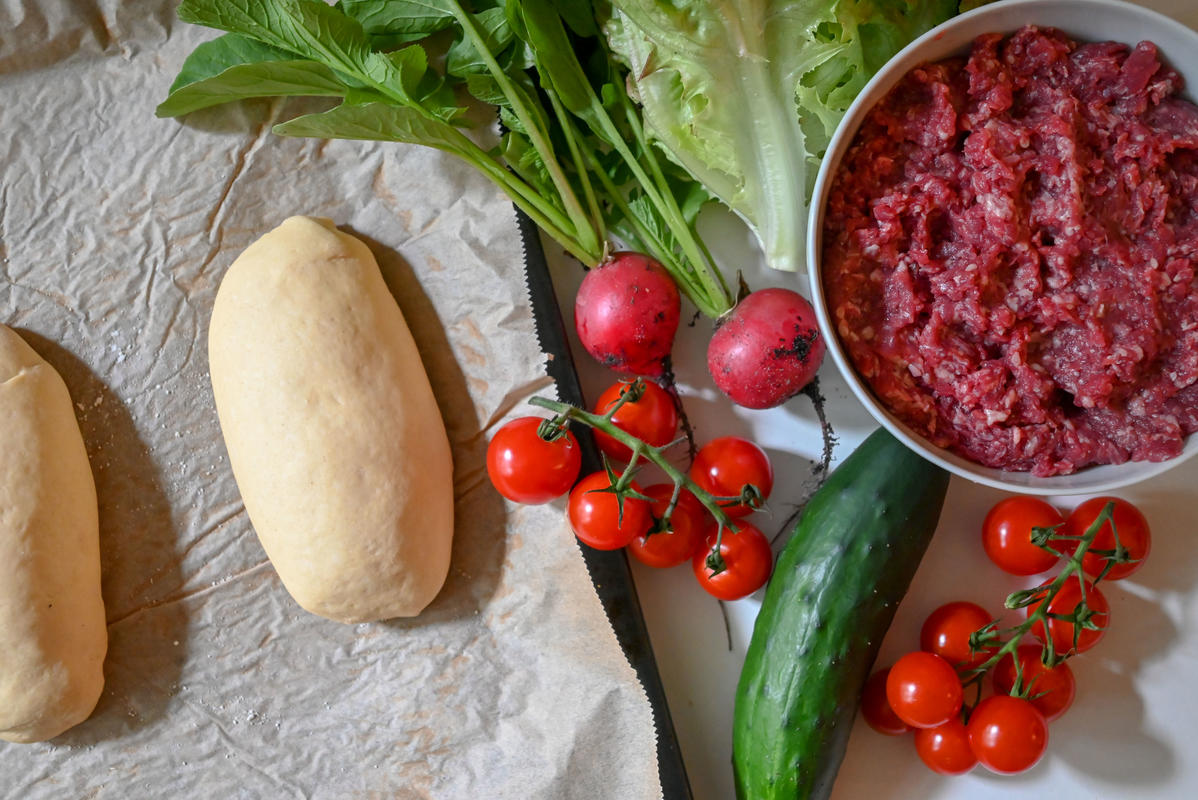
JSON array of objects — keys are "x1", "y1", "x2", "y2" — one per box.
[{"x1": 550, "y1": 2, "x2": 1198, "y2": 795}]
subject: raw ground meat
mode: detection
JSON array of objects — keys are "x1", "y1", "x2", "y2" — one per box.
[{"x1": 823, "y1": 26, "x2": 1198, "y2": 476}]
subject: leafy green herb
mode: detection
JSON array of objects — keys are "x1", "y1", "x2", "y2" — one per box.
[
  {"x1": 604, "y1": 0, "x2": 960, "y2": 273},
  {"x1": 340, "y1": 0, "x2": 457, "y2": 39},
  {"x1": 156, "y1": 34, "x2": 347, "y2": 117},
  {"x1": 158, "y1": 0, "x2": 733, "y2": 317}
]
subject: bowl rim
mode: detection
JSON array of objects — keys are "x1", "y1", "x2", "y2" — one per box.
[{"x1": 805, "y1": 0, "x2": 1198, "y2": 495}]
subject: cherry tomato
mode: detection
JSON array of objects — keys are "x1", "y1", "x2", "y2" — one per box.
[
  {"x1": 1026, "y1": 576, "x2": 1110, "y2": 655},
  {"x1": 627, "y1": 484, "x2": 712, "y2": 568},
  {"x1": 567, "y1": 471, "x2": 652, "y2": 551},
  {"x1": 886, "y1": 651, "x2": 964, "y2": 730},
  {"x1": 1062, "y1": 496, "x2": 1151, "y2": 581},
  {"x1": 591, "y1": 380, "x2": 679, "y2": 463},
  {"x1": 486, "y1": 417, "x2": 582, "y2": 504},
  {"x1": 982, "y1": 496, "x2": 1063, "y2": 575},
  {"x1": 920, "y1": 601, "x2": 996, "y2": 671},
  {"x1": 692, "y1": 520, "x2": 772, "y2": 600},
  {"x1": 967, "y1": 695, "x2": 1049, "y2": 775},
  {"x1": 914, "y1": 718, "x2": 977, "y2": 775},
  {"x1": 860, "y1": 668, "x2": 910, "y2": 736},
  {"x1": 992, "y1": 644, "x2": 1076, "y2": 722},
  {"x1": 689, "y1": 437, "x2": 774, "y2": 518}
]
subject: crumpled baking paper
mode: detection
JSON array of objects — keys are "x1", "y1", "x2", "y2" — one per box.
[{"x1": 0, "y1": 2, "x2": 661, "y2": 797}]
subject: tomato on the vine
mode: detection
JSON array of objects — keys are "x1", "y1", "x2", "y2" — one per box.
[
  {"x1": 1026, "y1": 576, "x2": 1110, "y2": 655},
  {"x1": 920, "y1": 601, "x2": 996, "y2": 671},
  {"x1": 860, "y1": 668, "x2": 910, "y2": 736},
  {"x1": 982, "y1": 496, "x2": 1063, "y2": 575},
  {"x1": 486, "y1": 416, "x2": 581, "y2": 504},
  {"x1": 689, "y1": 436, "x2": 773, "y2": 518},
  {"x1": 885, "y1": 651, "x2": 964, "y2": 730},
  {"x1": 692, "y1": 520, "x2": 772, "y2": 600},
  {"x1": 567, "y1": 471, "x2": 652, "y2": 551},
  {"x1": 627, "y1": 484, "x2": 712, "y2": 568},
  {"x1": 591, "y1": 380, "x2": 679, "y2": 463},
  {"x1": 967, "y1": 695, "x2": 1049, "y2": 775},
  {"x1": 914, "y1": 718, "x2": 977, "y2": 775},
  {"x1": 992, "y1": 644, "x2": 1076, "y2": 722},
  {"x1": 1063, "y1": 496, "x2": 1151, "y2": 581}
]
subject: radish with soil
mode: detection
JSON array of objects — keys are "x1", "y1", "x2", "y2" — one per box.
[
  {"x1": 707, "y1": 288, "x2": 826, "y2": 410},
  {"x1": 575, "y1": 252, "x2": 681, "y2": 377},
  {"x1": 574, "y1": 258, "x2": 828, "y2": 410}
]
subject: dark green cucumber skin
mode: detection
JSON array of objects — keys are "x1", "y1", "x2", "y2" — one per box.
[{"x1": 732, "y1": 428, "x2": 950, "y2": 800}]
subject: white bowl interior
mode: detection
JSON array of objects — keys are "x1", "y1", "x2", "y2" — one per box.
[{"x1": 807, "y1": 0, "x2": 1198, "y2": 495}]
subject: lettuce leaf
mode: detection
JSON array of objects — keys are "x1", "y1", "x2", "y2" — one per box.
[{"x1": 605, "y1": 0, "x2": 959, "y2": 272}]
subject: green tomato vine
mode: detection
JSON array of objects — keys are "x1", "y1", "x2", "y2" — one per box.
[
  {"x1": 963, "y1": 500, "x2": 1126, "y2": 708},
  {"x1": 531, "y1": 378, "x2": 761, "y2": 573}
]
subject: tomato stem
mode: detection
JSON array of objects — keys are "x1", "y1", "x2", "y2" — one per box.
[
  {"x1": 530, "y1": 386, "x2": 737, "y2": 542},
  {"x1": 647, "y1": 482, "x2": 686, "y2": 537},
  {"x1": 1030, "y1": 522, "x2": 1066, "y2": 556},
  {"x1": 964, "y1": 501, "x2": 1117, "y2": 678},
  {"x1": 535, "y1": 416, "x2": 571, "y2": 442}
]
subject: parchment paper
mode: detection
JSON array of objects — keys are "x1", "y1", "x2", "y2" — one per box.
[{"x1": 0, "y1": 2, "x2": 661, "y2": 797}]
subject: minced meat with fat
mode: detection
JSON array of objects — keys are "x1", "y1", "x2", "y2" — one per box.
[{"x1": 822, "y1": 25, "x2": 1198, "y2": 476}]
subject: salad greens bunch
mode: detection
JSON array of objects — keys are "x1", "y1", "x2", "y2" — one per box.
[{"x1": 159, "y1": 0, "x2": 734, "y2": 316}]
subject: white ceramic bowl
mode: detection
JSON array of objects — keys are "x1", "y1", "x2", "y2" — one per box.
[{"x1": 807, "y1": 0, "x2": 1198, "y2": 495}]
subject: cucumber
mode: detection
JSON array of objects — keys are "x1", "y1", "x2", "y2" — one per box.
[{"x1": 732, "y1": 428, "x2": 950, "y2": 800}]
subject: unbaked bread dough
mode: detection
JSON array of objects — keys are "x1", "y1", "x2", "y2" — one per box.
[
  {"x1": 0, "y1": 324, "x2": 106, "y2": 743},
  {"x1": 208, "y1": 216, "x2": 454, "y2": 623}
]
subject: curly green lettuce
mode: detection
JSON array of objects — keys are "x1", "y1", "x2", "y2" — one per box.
[{"x1": 605, "y1": 0, "x2": 961, "y2": 273}]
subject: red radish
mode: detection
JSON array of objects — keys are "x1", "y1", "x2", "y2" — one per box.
[
  {"x1": 707, "y1": 288, "x2": 825, "y2": 409},
  {"x1": 574, "y1": 252, "x2": 680, "y2": 376}
]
